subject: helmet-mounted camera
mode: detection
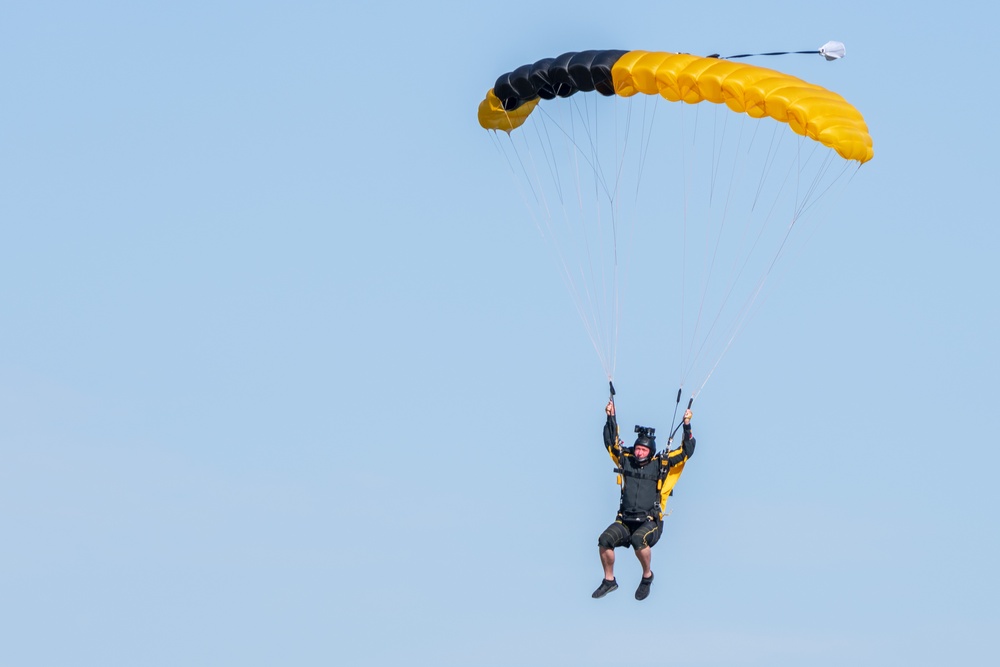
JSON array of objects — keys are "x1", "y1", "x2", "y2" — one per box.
[{"x1": 634, "y1": 425, "x2": 656, "y2": 440}]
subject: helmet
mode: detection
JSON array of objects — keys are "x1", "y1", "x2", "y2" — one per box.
[{"x1": 633, "y1": 425, "x2": 656, "y2": 461}]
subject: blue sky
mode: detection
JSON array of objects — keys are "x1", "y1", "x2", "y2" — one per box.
[{"x1": 3, "y1": 1, "x2": 998, "y2": 665}]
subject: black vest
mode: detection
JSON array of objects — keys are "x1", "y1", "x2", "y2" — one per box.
[{"x1": 617, "y1": 452, "x2": 662, "y2": 521}]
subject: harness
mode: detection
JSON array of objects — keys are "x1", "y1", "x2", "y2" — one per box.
[{"x1": 614, "y1": 451, "x2": 670, "y2": 522}]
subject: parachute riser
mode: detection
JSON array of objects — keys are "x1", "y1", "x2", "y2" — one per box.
[{"x1": 667, "y1": 395, "x2": 694, "y2": 449}]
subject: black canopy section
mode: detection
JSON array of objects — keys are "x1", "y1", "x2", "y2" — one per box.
[{"x1": 493, "y1": 50, "x2": 628, "y2": 111}]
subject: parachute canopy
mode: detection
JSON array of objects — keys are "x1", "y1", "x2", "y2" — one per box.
[
  {"x1": 480, "y1": 47, "x2": 872, "y2": 395},
  {"x1": 478, "y1": 49, "x2": 872, "y2": 163}
]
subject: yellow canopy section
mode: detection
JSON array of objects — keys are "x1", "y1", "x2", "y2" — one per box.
[
  {"x1": 477, "y1": 89, "x2": 539, "y2": 133},
  {"x1": 478, "y1": 51, "x2": 873, "y2": 163},
  {"x1": 612, "y1": 51, "x2": 872, "y2": 163}
]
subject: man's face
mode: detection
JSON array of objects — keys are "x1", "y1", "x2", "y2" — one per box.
[{"x1": 634, "y1": 444, "x2": 651, "y2": 460}]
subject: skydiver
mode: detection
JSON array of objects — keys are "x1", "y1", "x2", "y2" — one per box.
[{"x1": 592, "y1": 400, "x2": 695, "y2": 601}]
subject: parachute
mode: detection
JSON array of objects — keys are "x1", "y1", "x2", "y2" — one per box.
[{"x1": 480, "y1": 48, "x2": 872, "y2": 398}]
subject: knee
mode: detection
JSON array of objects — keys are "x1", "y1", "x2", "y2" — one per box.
[
  {"x1": 598, "y1": 532, "x2": 618, "y2": 550},
  {"x1": 598, "y1": 524, "x2": 626, "y2": 550},
  {"x1": 630, "y1": 526, "x2": 659, "y2": 550}
]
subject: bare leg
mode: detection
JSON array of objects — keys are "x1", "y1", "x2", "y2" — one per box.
[
  {"x1": 634, "y1": 546, "x2": 652, "y2": 578},
  {"x1": 599, "y1": 546, "x2": 616, "y2": 580}
]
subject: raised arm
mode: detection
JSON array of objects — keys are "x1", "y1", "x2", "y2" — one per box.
[
  {"x1": 603, "y1": 400, "x2": 622, "y2": 462},
  {"x1": 665, "y1": 409, "x2": 696, "y2": 465},
  {"x1": 656, "y1": 409, "x2": 696, "y2": 511}
]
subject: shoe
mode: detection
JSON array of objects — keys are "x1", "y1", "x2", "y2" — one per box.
[
  {"x1": 635, "y1": 573, "x2": 654, "y2": 600},
  {"x1": 591, "y1": 578, "x2": 618, "y2": 598}
]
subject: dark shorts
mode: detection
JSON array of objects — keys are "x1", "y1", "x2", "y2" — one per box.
[{"x1": 598, "y1": 517, "x2": 661, "y2": 551}]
